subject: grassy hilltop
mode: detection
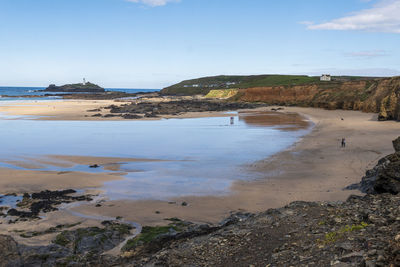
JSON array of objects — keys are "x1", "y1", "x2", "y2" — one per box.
[{"x1": 161, "y1": 74, "x2": 377, "y2": 95}]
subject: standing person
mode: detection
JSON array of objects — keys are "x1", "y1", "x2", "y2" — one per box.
[{"x1": 341, "y1": 138, "x2": 346, "y2": 148}]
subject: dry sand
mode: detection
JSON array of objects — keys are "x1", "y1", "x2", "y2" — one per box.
[{"x1": 0, "y1": 100, "x2": 125, "y2": 120}]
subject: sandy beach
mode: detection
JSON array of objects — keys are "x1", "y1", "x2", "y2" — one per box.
[
  {"x1": 0, "y1": 102, "x2": 399, "y2": 245},
  {"x1": 70, "y1": 107, "x2": 399, "y2": 225}
]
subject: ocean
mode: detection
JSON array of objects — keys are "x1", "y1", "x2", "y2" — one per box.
[{"x1": 0, "y1": 86, "x2": 160, "y2": 101}]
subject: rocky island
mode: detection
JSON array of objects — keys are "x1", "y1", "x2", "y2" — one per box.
[{"x1": 44, "y1": 82, "x2": 105, "y2": 93}]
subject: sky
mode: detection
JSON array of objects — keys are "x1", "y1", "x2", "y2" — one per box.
[{"x1": 0, "y1": 0, "x2": 399, "y2": 88}]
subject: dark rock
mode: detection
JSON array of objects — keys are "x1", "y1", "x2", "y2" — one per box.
[
  {"x1": 53, "y1": 222, "x2": 132, "y2": 255},
  {"x1": 31, "y1": 189, "x2": 76, "y2": 200},
  {"x1": 7, "y1": 209, "x2": 35, "y2": 218},
  {"x1": 122, "y1": 114, "x2": 143, "y2": 119},
  {"x1": 89, "y1": 164, "x2": 100, "y2": 168},
  {"x1": 393, "y1": 137, "x2": 400, "y2": 152},
  {"x1": 103, "y1": 114, "x2": 118, "y2": 118},
  {"x1": 0, "y1": 235, "x2": 21, "y2": 266},
  {"x1": 7, "y1": 190, "x2": 92, "y2": 219},
  {"x1": 104, "y1": 100, "x2": 266, "y2": 119},
  {"x1": 346, "y1": 137, "x2": 400, "y2": 194}
]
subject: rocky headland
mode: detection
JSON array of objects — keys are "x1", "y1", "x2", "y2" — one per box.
[
  {"x1": 0, "y1": 137, "x2": 400, "y2": 266},
  {"x1": 44, "y1": 82, "x2": 105, "y2": 93}
]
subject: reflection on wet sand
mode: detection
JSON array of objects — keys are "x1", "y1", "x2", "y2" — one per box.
[{"x1": 239, "y1": 111, "x2": 310, "y2": 131}]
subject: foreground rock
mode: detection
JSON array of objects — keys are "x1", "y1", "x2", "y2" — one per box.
[
  {"x1": 2, "y1": 193, "x2": 400, "y2": 266},
  {"x1": 0, "y1": 221, "x2": 133, "y2": 266},
  {"x1": 348, "y1": 136, "x2": 400, "y2": 194}
]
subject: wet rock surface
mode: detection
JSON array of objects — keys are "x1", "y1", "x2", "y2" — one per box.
[{"x1": 6, "y1": 189, "x2": 92, "y2": 219}]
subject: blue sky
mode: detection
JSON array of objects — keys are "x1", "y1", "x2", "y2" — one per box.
[{"x1": 0, "y1": 0, "x2": 399, "y2": 88}]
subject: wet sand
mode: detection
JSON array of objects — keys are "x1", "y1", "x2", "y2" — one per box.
[{"x1": 0, "y1": 155, "x2": 164, "y2": 194}]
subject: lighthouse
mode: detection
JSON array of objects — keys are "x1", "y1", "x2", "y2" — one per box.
[{"x1": 83, "y1": 78, "x2": 86, "y2": 85}]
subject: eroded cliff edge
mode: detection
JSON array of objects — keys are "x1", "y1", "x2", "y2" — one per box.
[
  {"x1": 240, "y1": 76, "x2": 400, "y2": 121},
  {"x1": 161, "y1": 75, "x2": 400, "y2": 121}
]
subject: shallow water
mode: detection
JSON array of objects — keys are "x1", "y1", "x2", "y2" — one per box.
[
  {"x1": 0, "y1": 110, "x2": 311, "y2": 200},
  {"x1": 0, "y1": 195, "x2": 22, "y2": 208}
]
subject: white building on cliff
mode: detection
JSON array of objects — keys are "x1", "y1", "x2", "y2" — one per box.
[{"x1": 320, "y1": 74, "x2": 331, "y2": 81}]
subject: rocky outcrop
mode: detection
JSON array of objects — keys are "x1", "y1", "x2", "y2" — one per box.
[
  {"x1": 140, "y1": 194, "x2": 400, "y2": 267},
  {"x1": 7, "y1": 190, "x2": 92, "y2": 220},
  {"x1": 347, "y1": 137, "x2": 400, "y2": 194},
  {"x1": 393, "y1": 137, "x2": 400, "y2": 152},
  {"x1": 44, "y1": 82, "x2": 105, "y2": 93},
  {"x1": 101, "y1": 100, "x2": 266, "y2": 119}
]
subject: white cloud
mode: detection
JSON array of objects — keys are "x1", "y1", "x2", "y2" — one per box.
[
  {"x1": 126, "y1": 0, "x2": 179, "y2": 7},
  {"x1": 344, "y1": 50, "x2": 388, "y2": 58},
  {"x1": 307, "y1": 0, "x2": 400, "y2": 33}
]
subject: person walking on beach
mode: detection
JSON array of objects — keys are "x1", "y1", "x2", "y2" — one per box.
[{"x1": 341, "y1": 138, "x2": 346, "y2": 148}]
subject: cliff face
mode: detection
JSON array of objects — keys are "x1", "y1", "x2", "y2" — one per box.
[{"x1": 241, "y1": 76, "x2": 400, "y2": 121}]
